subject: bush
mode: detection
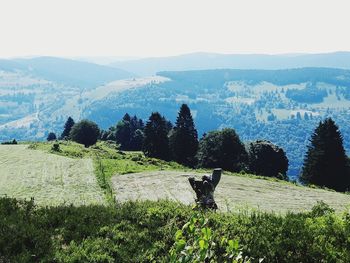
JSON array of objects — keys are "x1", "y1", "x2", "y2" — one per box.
[
  {"x1": 51, "y1": 143, "x2": 60, "y2": 152},
  {"x1": 1, "y1": 197, "x2": 350, "y2": 262},
  {"x1": 47, "y1": 132, "x2": 57, "y2": 141},
  {"x1": 70, "y1": 120, "x2": 100, "y2": 147},
  {"x1": 1, "y1": 139, "x2": 17, "y2": 145},
  {"x1": 247, "y1": 140, "x2": 289, "y2": 179},
  {"x1": 197, "y1": 128, "x2": 247, "y2": 172}
]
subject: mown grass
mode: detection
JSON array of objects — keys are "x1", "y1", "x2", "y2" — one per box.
[
  {"x1": 28, "y1": 141, "x2": 187, "y2": 203},
  {"x1": 27, "y1": 140, "x2": 349, "y2": 209},
  {"x1": 29, "y1": 140, "x2": 298, "y2": 184},
  {"x1": 0, "y1": 144, "x2": 105, "y2": 206},
  {"x1": 1, "y1": 197, "x2": 350, "y2": 263}
]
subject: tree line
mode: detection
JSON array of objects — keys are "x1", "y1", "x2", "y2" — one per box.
[{"x1": 49, "y1": 104, "x2": 350, "y2": 192}]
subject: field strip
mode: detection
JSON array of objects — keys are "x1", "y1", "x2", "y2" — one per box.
[
  {"x1": 0, "y1": 145, "x2": 105, "y2": 206},
  {"x1": 112, "y1": 170, "x2": 350, "y2": 213}
]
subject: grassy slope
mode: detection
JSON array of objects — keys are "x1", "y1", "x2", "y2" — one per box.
[
  {"x1": 0, "y1": 144, "x2": 104, "y2": 206},
  {"x1": 2, "y1": 141, "x2": 350, "y2": 262},
  {"x1": 2, "y1": 141, "x2": 350, "y2": 213},
  {"x1": 113, "y1": 171, "x2": 350, "y2": 213}
]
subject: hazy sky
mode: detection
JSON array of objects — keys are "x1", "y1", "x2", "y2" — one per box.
[{"x1": 0, "y1": 0, "x2": 349, "y2": 58}]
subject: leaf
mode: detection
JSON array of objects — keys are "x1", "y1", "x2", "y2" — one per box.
[
  {"x1": 189, "y1": 224, "x2": 195, "y2": 234},
  {"x1": 228, "y1": 239, "x2": 239, "y2": 251},
  {"x1": 220, "y1": 237, "x2": 227, "y2": 246},
  {"x1": 182, "y1": 222, "x2": 190, "y2": 230},
  {"x1": 175, "y1": 230, "x2": 183, "y2": 240},
  {"x1": 201, "y1": 227, "x2": 212, "y2": 239},
  {"x1": 176, "y1": 239, "x2": 186, "y2": 251},
  {"x1": 199, "y1": 239, "x2": 206, "y2": 250}
]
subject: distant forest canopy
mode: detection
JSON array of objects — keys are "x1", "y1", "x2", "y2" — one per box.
[
  {"x1": 2, "y1": 66, "x2": 350, "y2": 177},
  {"x1": 158, "y1": 67, "x2": 350, "y2": 87},
  {"x1": 87, "y1": 68, "x2": 350, "y2": 177}
]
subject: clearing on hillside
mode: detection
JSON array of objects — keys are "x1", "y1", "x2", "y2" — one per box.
[
  {"x1": 0, "y1": 145, "x2": 105, "y2": 206},
  {"x1": 112, "y1": 171, "x2": 350, "y2": 213}
]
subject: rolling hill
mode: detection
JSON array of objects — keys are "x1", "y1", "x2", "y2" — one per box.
[
  {"x1": 86, "y1": 67, "x2": 350, "y2": 177},
  {"x1": 109, "y1": 51, "x2": 350, "y2": 76},
  {"x1": 2, "y1": 58, "x2": 350, "y2": 178},
  {"x1": 1, "y1": 56, "x2": 133, "y2": 88}
]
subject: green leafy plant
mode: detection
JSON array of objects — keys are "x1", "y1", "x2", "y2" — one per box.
[{"x1": 169, "y1": 212, "x2": 256, "y2": 263}]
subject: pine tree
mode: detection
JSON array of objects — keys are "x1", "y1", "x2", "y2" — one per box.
[
  {"x1": 300, "y1": 118, "x2": 349, "y2": 191},
  {"x1": 61, "y1": 117, "x2": 75, "y2": 139},
  {"x1": 115, "y1": 114, "x2": 144, "y2": 150},
  {"x1": 143, "y1": 112, "x2": 170, "y2": 160},
  {"x1": 115, "y1": 114, "x2": 132, "y2": 150},
  {"x1": 169, "y1": 104, "x2": 198, "y2": 166}
]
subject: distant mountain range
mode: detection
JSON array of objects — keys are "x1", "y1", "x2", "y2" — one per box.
[
  {"x1": 109, "y1": 51, "x2": 350, "y2": 76},
  {"x1": 0, "y1": 56, "x2": 133, "y2": 88}
]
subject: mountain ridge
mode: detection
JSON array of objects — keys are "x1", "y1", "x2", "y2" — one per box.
[{"x1": 109, "y1": 51, "x2": 350, "y2": 76}]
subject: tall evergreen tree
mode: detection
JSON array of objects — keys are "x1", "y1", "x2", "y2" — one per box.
[
  {"x1": 143, "y1": 112, "x2": 170, "y2": 160},
  {"x1": 61, "y1": 117, "x2": 75, "y2": 139},
  {"x1": 169, "y1": 104, "x2": 198, "y2": 166},
  {"x1": 300, "y1": 118, "x2": 349, "y2": 191},
  {"x1": 115, "y1": 114, "x2": 132, "y2": 149},
  {"x1": 115, "y1": 114, "x2": 144, "y2": 150}
]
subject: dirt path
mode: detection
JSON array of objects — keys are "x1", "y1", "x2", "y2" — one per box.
[
  {"x1": 112, "y1": 170, "x2": 350, "y2": 213},
  {"x1": 0, "y1": 145, "x2": 105, "y2": 206}
]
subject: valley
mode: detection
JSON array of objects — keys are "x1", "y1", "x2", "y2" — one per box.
[{"x1": 2, "y1": 58, "x2": 350, "y2": 178}]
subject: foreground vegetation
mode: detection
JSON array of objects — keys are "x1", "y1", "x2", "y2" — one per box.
[
  {"x1": 2, "y1": 141, "x2": 350, "y2": 261},
  {"x1": 1, "y1": 197, "x2": 350, "y2": 262}
]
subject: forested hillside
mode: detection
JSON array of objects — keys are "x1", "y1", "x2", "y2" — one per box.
[
  {"x1": 2, "y1": 65, "x2": 350, "y2": 177},
  {"x1": 87, "y1": 68, "x2": 350, "y2": 177}
]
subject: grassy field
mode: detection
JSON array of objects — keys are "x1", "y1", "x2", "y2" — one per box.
[
  {"x1": 2, "y1": 141, "x2": 350, "y2": 262},
  {"x1": 2, "y1": 141, "x2": 350, "y2": 214},
  {"x1": 0, "y1": 144, "x2": 105, "y2": 206},
  {"x1": 112, "y1": 170, "x2": 350, "y2": 213}
]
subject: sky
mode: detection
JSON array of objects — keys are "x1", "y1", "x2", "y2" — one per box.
[{"x1": 0, "y1": 0, "x2": 350, "y2": 58}]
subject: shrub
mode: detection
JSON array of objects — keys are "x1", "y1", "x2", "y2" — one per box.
[
  {"x1": 70, "y1": 120, "x2": 100, "y2": 147},
  {"x1": 1, "y1": 139, "x2": 18, "y2": 145},
  {"x1": 1, "y1": 197, "x2": 350, "y2": 262},
  {"x1": 169, "y1": 212, "x2": 254, "y2": 262},
  {"x1": 51, "y1": 143, "x2": 60, "y2": 152},
  {"x1": 247, "y1": 140, "x2": 289, "y2": 179},
  {"x1": 197, "y1": 128, "x2": 247, "y2": 172},
  {"x1": 47, "y1": 132, "x2": 57, "y2": 141}
]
